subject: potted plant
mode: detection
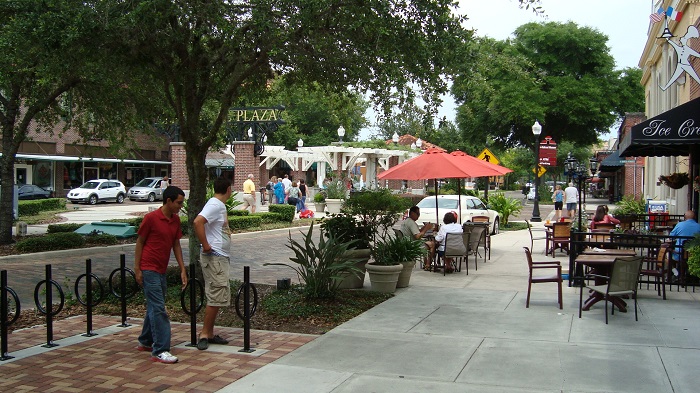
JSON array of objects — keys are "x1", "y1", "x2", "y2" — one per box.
[
  {"x1": 324, "y1": 179, "x2": 347, "y2": 214},
  {"x1": 612, "y1": 195, "x2": 646, "y2": 230},
  {"x1": 313, "y1": 191, "x2": 326, "y2": 213},
  {"x1": 659, "y1": 172, "x2": 689, "y2": 189},
  {"x1": 321, "y1": 213, "x2": 372, "y2": 289},
  {"x1": 368, "y1": 235, "x2": 425, "y2": 292}
]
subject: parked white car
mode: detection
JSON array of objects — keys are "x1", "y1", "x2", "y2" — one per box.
[
  {"x1": 414, "y1": 195, "x2": 500, "y2": 234},
  {"x1": 67, "y1": 179, "x2": 126, "y2": 205}
]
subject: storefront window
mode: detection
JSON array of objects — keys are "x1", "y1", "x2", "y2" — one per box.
[
  {"x1": 63, "y1": 162, "x2": 83, "y2": 189},
  {"x1": 99, "y1": 163, "x2": 117, "y2": 180},
  {"x1": 33, "y1": 162, "x2": 52, "y2": 189}
]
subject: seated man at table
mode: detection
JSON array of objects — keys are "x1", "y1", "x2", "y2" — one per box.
[
  {"x1": 401, "y1": 205, "x2": 435, "y2": 270},
  {"x1": 669, "y1": 210, "x2": 700, "y2": 277}
]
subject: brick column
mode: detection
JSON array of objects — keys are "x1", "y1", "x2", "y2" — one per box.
[
  {"x1": 233, "y1": 141, "x2": 256, "y2": 192},
  {"x1": 387, "y1": 156, "x2": 401, "y2": 190},
  {"x1": 170, "y1": 142, "x2": 190, "y2": 191}
]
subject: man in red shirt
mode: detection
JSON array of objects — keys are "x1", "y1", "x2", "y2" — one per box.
[{"x1": 134, "y1": 186, "x2": 187, "y2": 364}]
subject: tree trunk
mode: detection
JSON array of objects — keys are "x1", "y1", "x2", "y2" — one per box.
[
  {"x1": 0, "y1": 155, "x2": 16, "y2": 244},
  {"x1": 184, "y1": 141, "x2": 210, "y2": 266}
]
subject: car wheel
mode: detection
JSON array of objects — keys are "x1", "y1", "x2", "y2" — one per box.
[
  {"x1": 117, "y1": 193, "x2": 125, "y2": 204},
  {"x1": 88, "y1": 195, "x2": 98, "y2": 205},
  {"x1": 148, "y1": 193, "x2": 155, "y2": 202},
  {"x1": 492, "y1": 218, "x2": 500, "y2": 235}
]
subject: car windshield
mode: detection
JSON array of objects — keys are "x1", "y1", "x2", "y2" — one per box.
[
  {"x1": 417, "y1": 198, "x2": 460, "y2": 209},
  {"x1": 135, "y1": 178, "x2": 158, "y2": 187},
  {"x1": 79, "y1": 181, "x2": 100, "y2": 189}
]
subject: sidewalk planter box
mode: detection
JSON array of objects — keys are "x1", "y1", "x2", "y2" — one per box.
[
  {"x1": 325, "y1": 199, "x2": 343, "y2": 214},
  {"x1": 396, "y1": 260, "x2": 416, "y2": 288},
  {"x1": 365, "y1": 262, "x2": 403, "y2": 293},
  {"x1": 335, "y1": 249, "x2": 371, "y2": 289}
]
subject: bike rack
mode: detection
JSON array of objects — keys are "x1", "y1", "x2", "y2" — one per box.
[
  {"x1": 34, "y1": 264, "x2": 65, "y2": 348},
  {"x1": 1, "y1": 270, "x2": 20, "y2": 361},
  {"x1": 235, "y1": 266, "x2": 258, "y2": 353},
  {"x1": 74, "y1": 259, "x2": 105, "y2": 337},
  {"x1": 180, "y1": 263, "x2": 204, "y2": 347},
  {"x1": 108, "y1": 254, "x2": 138, "y2": 327}
]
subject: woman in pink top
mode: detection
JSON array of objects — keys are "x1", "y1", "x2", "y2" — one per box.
[{"x1": 589, "y1": 205, "x2": 620, "y2": 229}]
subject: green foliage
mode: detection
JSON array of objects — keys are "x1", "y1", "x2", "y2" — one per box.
[
  {"x1": 313, "y1": 192, "x2": 326, "y2": 203},
  {"x1": 18, "y1": 198, "x2": 66, "y2": 216},
  {"x1": 84, "y1": 233, "x2": 119, "y2": 246},
  {"x1": 251, "y1": 212, "x2": 286, "y2": 224},
  {"x1": 685, "y1": 234, "x2": 700, "y2": 278},
  {"x1": 613, "y1": 195, "x2": 646, "y2": 216},
  {"x1": 105, "y1": 217, "x2": 144, "y2": 232},
  {"x1": 47, "y1": 223, "x2": 84, "y2": 233},
  {"x1": 324, "y1": 180, "x2": 347, "y2": 200},
  {"x1": 320, "y1": 214, "x2": 373, "y2": 249},
  {"x1": 16, "y1": 232, "x2": 85, "y2": 253},
  {"x1": 229, "y1": 210, "x2": 250, "y2": 216},
  {"x1": 264, "y1": 224, "x2": 363, "y2": 299},
  {"x1": 268, "y1": 204, "x2": 295, "y2": 222},
  {"x1": 371, "y1": 235, "x2": 426, "y2": 266},
  {"x1": 341, "y1": 189, "x2": 411, "y2": 244},
  {"x1": 228, "y1": 215, "x2": 263, "y2": 230},
  {"x1": 181, "y1": 184, "x2": 242, "y2": 216},
  {"x1": 180, "y1": 218, "x2": 190, "y2": 236},
  {"x1": 487, "y1": 193, "x2": 522, "y2": 226}
]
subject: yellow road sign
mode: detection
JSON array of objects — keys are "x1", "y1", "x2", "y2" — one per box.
[
  {"x1": 477, "y1": 148, "x2": 500, "y2": 165},
  {"x1": 532, "y1": 165, "x2": 546, "y2": 178}
]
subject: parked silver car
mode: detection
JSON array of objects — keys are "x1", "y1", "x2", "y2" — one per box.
[
  {"x1": 67, "y1": 179, "x2": 126, "y2": 205},
  {"x1": 128, "y1": 177, "x2": 165, "y2": 202}
]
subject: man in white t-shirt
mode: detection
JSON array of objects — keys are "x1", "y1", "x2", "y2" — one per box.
[
  {"x1": 564, "y1": 182, "x2": 578, "y2": 219},
  {"x1": 281, "y1": 174, "x2": 292, "y2": 199},
  {"x1": 193, "y1": 178, "x2": 232, "y2": 350}
]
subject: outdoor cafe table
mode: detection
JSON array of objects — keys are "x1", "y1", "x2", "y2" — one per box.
[
  {"x1": 581, "y1": 248, "x2": 637, "y2": 256},
  {"x1": 575, "y1": 254, "x2": 629, "y2": 312}
]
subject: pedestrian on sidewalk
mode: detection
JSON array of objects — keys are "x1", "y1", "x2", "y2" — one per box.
[
  {"x1": 241, "y1": 174, "x2": 257, "y2": 213},
  {"x1": 552, "y1": 185, "x2": 565, "y2": 220},
  {"x1": 564, "y1": 182, "x2": 578, "y2": 219},
  {"x1": 193, "y1": 178, "x2": 232, "y2": 351},
  {"x1": 134, "y1": 186, "x2": 187, "y2": 364}
]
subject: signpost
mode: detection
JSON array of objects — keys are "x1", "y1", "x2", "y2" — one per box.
[
  {"x1": 477, "y1": 148, "x2": 500, "y2": 165},
  {"x1": 532, "y1": 164, "x2": 547, "y2": 178},
  {"x1": 539, "y1": 136, "x2": 557, "y2": 166}
]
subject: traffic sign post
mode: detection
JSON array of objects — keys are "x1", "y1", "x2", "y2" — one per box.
[
  {"x1": 532, "y1": 165, "x2": 546, "y2": 178},
  {"x1": 477, "y1": 148, "x2": 500, "y2": 165}
]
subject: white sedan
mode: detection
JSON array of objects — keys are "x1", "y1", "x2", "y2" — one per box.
[{"x1": 415, "y1": 195, "x2": 500, "y2": 234}]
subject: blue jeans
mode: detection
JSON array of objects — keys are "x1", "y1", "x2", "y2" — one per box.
[{"x1": 138, "y1": 270, "x2": 170, "y2": 356}]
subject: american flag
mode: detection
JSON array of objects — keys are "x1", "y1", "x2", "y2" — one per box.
[{"x1": 650, "y1": 12, "x2": 664, "y2": 24}]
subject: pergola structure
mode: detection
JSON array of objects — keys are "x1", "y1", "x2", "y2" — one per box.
[{"x1": 259, "y1": 145, "x2": 417, "y2": 188}]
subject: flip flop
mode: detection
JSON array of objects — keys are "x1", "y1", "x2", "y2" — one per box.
[{"x1": 209, "y1": 335, "x2": 229, "y2": 345}]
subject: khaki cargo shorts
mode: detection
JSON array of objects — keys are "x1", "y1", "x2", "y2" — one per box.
[{"x1": 200, "y1": 253, "x2": 231, "y2": 307}]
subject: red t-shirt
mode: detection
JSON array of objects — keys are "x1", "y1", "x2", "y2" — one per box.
[{"x1": 138, "y1": 208, "x2": 183, "y2": 274}]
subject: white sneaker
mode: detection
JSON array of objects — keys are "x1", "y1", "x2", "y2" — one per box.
[
  {"x1": 151, "y1": 351, "x2": 178, "y2": 364},
  {"x1": 672, "y1": 268, "x2": 679, "y2": 277}
]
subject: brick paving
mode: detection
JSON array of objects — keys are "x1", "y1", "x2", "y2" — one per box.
[{"x1": 1, "y1": 315, "x2": 317, "y2": 392}]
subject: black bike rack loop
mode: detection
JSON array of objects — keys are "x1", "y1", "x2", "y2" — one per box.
[
  {"x1": 33, "y1": 264, "x2": 64, "y2": 348},
  {"x1": 182, "y1": 263, "x2": 204, "y2": 347},
  {"x1": 235, "y1": 266, "x2": 258, "y2": 353},
  {"x1": 75, "y1": 259, "x2": 104, "y2": 337},
  {"x1": 1, "y1": 270, "x2": 21, "y2": 361},
  {"x1": 109, "y1": 254, "x2": 137, "y2": 327}
]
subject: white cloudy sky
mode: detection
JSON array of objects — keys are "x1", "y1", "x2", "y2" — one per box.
[{"x1": 361, "y1": 0, "x2": 655, "y2": 139}]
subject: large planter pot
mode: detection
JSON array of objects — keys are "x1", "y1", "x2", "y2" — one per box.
[
  {"x1": 396, "y1": 260, "x2": 416, "y2": 288},
  {"x1": 335, "y1": 249, "x2": 371, "y2": 289},
  {"x1": 314, "y1": 202, "x2": 326, "y2": 213},
  {"x1": 365, "y1": 262, "x2": 403, "y2": 293},
  {"x1": 325, "y1": 199, "x2": 343, "y2": 214}
]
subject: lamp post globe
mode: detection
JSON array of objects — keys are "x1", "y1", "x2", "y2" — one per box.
[
  {"x1": 416, "y1": 138, "x2": 423, "y2": 149},
  {"x1": 531, "y1": 120, "x2": 543, "y2": 222},
  {"x1": 337, "y1": 125, "x2": 345, "y2": 142},
  {"x1": 297, "y1": 138, "x2": 303, "y2": 148},
  {"x1": 392, "y1": 132, "x2": 399, "y2": 145}
]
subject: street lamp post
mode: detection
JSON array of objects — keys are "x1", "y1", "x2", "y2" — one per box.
[
  {"x1": 531, "y1": 120, "x2": 543, "y2": 222},
  {"x1": 392, "y1": 132, "x2": 399, "y2": 145},
  {"x1": 337, "y1": 126, "x2": 345, "y2": 142}
]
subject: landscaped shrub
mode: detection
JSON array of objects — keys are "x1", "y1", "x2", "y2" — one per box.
[
  {"x1": 18, "y1": 198, "x2": 65, "y2": 216},
  {"x1": 268, "y1": 204, "x2": 295, "y2": 222},
  {"x1": 228, "y1": 215, "x2": 262, "y2": 230},
  {"x1": 84, "y1": 233, "x2": 119, "y2": 246},
  {"x1": 15, "y1": 232, "x2": 85, "y2": 253},
  {"x1": 252, "y1": 212, "x2": 285, "y2": 224},
  {"x1": 230, "y1": 210, "x2": 250, "y2": 216},
  {"x1": 106, "y1": 217, "x2": 144, "y2": 232},
  {"x1": 47, "y1": 223, "x2": 84, "y2": 233}
]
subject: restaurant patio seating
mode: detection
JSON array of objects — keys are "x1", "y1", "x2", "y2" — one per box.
[
  {"x1": 393, "y1": 228, "x2": 406, "y2": 239},
  {"x1": 471, "y1": 215, "x2": 491, "y2": 260},
  {"x1": 523, "y1": 247, "x2": 563, "y2": 309},
  {"x1": 435, "y1": 233, "x2": 467, "y2": 275},
  {"x1": 578, "y1": 256, "x2": 643, "y2": 324},
  {"x1": 464, "y1": 223, "x2": 488, "y2": 271},
  {"x1": 525, "y1": 219, "x2": 548, "y2": 255},
  {"x1": 548, "y1": 222, "x2": 571, "y2": 257},
  {"x1": 640, "y1": 243, "x2": 670, "y2": 299}
]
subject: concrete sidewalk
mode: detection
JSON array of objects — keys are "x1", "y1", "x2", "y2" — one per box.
[{"x1": 221, "y1": 225, "x2": 700, "y2": 393}]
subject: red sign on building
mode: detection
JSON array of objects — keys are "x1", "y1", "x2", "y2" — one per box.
[{"x1": 539, "y1": 136, "x2": 557, "y2": 166}]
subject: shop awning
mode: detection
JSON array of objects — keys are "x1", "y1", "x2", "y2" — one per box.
[
  {"x1": 620, "y1": 97, "x2": 700, "y2": 157},
  {"x1": 598, "y1": 150, "x2": 625, "y2": 172}
]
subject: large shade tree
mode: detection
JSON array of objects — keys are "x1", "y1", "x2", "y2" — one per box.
[
  {"x1": 112, "y1": 0, "x2": 472, "y2": 262},
  {"x1": 0, "y1": 0, "x2": 155, "y2": 244},
  {"x1": 452, "y1": 22, "x2": 644, "y2": 151}
]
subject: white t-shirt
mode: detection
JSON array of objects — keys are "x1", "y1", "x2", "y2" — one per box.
[
  {"x1": 434, "y1": 223, "x2": 463, "y2": 251},
  {"x1": 282, "y1": 177, "x2": 292, "y2": 191},
  {"x1": 564, "y1": 186, "x2": 578, "y2": 204},
  {"x1": 197, "y1": 197, "x2": 231, "y2": 257}
]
